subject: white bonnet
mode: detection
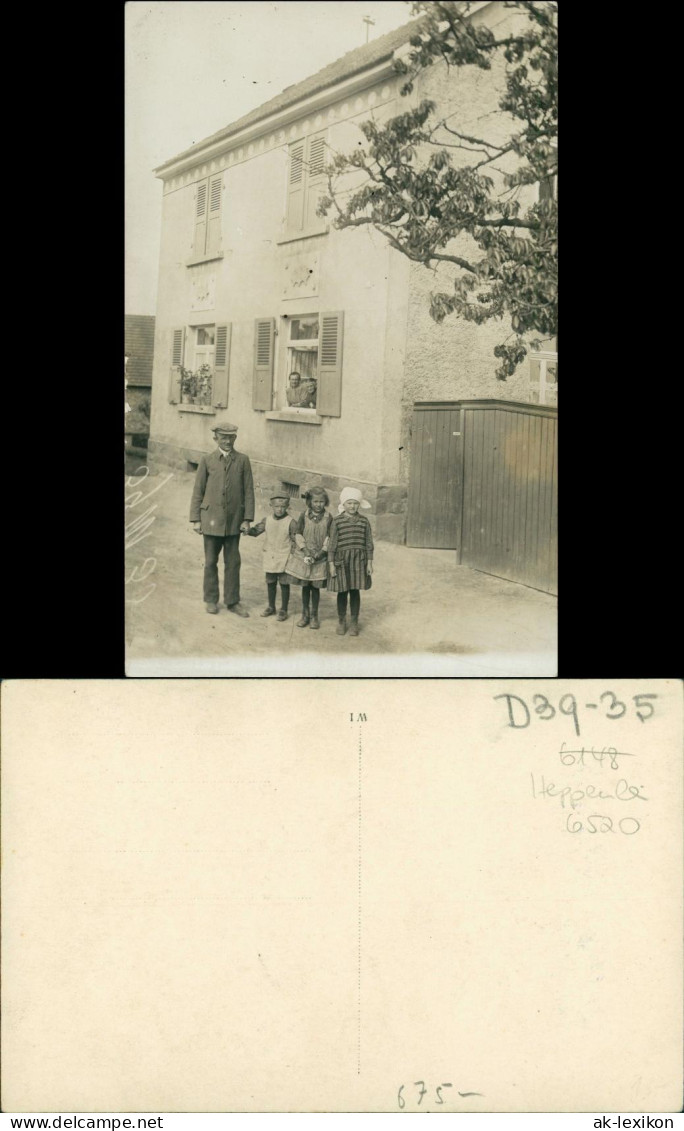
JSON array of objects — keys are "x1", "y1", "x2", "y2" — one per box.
[{"x1": 338, "y1": 486, "x2": 371, "y2": 514}]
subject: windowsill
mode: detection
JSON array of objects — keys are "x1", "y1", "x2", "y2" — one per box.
[
  {"x1": 186, "y1": 251, "x2": 225, "y2": 267},
  {"x1": 265, "y1": 410, "x2": 323, "y2": 425},
  {"x1": 276, "y1": 227, "x2": 329, "y2": 246},
  {"x1": 177, "y1": 404, "x2": 217, "y2": 415}
]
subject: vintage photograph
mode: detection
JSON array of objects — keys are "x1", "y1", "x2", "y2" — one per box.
[{"x1": 125, "y1": 0, "x2": 558, "y2": 676}]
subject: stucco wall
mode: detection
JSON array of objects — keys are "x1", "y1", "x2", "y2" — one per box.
[{"x1": 149, "y1": 79, "x2": 408, "y2": 496}]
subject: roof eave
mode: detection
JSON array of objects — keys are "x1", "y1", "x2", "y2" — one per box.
[{"x1": 154, "y1": 56, "x2": 397, "y2": 180}]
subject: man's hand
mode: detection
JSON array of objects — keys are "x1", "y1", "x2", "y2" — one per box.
[
  {"x1": 239, "y1": 521, "x2": 251, "y2": 534},
  {"x1": 191, "y1": 521, "x2": 202, "y2": 535}
]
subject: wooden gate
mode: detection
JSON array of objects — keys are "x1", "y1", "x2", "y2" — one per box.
[
  {"x1": 406, "y1": 402, "x2": 463, "y2": 549},
  {"x1": 407, "y1": 399, "x2": 557, "y2": 595}
]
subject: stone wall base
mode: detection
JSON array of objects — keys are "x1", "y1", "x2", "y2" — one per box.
[{"x1": 147, "y1": 438, "x2": 408, "y2": 543}]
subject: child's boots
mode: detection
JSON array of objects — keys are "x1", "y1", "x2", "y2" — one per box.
[
  {"x1": 297, "y1": 612, "x2": 310, "y2": 628},
  {"x1": 349, "y1": 616, "x2": 359, "y2": 637},
  {"x1": 336, "y1": 616, "x2": 347, "y2": 635}
]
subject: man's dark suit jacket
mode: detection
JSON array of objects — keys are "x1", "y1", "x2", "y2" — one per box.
[{"x1": 189, "y1": 448, "x2": 255, "y2": 536}]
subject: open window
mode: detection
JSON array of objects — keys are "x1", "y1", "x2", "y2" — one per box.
[
  {"x1": 252, "y1": 312, "x2": 343, "y2": 417},
  {"x1": 168, "y1": 323, "x2": 231, "y2": 410},
  {"x1": 283, "y1": 315, "x2": 320, "y2": 410}
]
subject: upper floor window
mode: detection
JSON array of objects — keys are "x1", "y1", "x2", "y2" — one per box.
[
  {"x1": 190, "y1": 173, "x2": 223, "y2": 263},
  {"x1": 286, "y1": 132, "x2": 328, "y2": 236}
]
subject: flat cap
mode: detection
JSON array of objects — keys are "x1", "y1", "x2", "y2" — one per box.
[{"x1": 212, "y1": 420, "x2": 238, "y2": 435}]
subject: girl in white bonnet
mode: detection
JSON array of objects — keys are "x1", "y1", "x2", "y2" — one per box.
[{"x1": 327, "y1": 487, "x2": 374, "y2": 637}]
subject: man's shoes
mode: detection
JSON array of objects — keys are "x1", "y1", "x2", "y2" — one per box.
[
  {"x1": 226, "y1": 603, "x2": 250, "y2": 618},
  {"x1": 297, "y1": 614, "x2": 310, "y2": 628},
  {"x1": 310, "y1": 615, "x2": 320, "y2": 629},
  {"x1": 205, "y1": 603, "x2": 219, "y2": 614},
  {"x1": 261, "y1": 606, "x2": 276, "y2": 617},
  {"x1": 349, "y1": 616, "x2": 359, "y2": 637},
  {"x1": 277, "y1": 609, "x2": 289, "y2": 621},
  {"x1": 336, "y1": 617, "x2": 347, "y2": 635}
]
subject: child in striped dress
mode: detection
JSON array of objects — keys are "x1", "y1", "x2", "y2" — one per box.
[
  {"x1": 327, "y1": 487, "x2": 374, "y2": 637},
  {"x1": 285, "y1": 487, "x2": 332, "y2": 630},
  {"x1": 246, "y1": 491, "x2": 292, "y2": 621}
]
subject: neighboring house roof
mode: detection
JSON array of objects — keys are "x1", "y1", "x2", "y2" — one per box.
[
  {"x1": 157, "y1": 16, "x2": 425, "y2": 172},
  {"x1": 125, "y1": 315, "x2": 155, "y2": 386}
]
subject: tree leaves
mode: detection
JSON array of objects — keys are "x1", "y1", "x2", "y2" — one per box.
[{"x1": 319, "y1": 0, "x2": 558, "y2": 378}]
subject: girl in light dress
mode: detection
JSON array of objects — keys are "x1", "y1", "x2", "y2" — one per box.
[{"x1": 285, "y1": 487, "x2": 333, "y2": 630}]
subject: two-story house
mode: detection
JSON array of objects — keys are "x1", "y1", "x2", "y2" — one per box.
[{"x1": 147, "y1": 3, "x2": 556, "y2": 544}]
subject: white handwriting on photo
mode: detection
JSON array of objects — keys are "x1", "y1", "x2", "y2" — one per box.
[{"x1": 125, "y1": 466, "x2": 173, "y2": 605}]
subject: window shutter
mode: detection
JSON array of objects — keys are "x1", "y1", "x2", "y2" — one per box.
[
  {"x1": 317, "y1": 311, "x2": 343, "y2": 417},
  {"x1": 193, "y1": 179, "x2": 208, "y2": 257},
  {"x1": 286, "y1": 141, "x2": 305, "y2": 232},
  {"x1": 206, "y1": 173, "x2": 223, "y2": 256},
  {"x1": 168, "y1": 327, "x2": 185, "y2": 403},
  {"x1": 308, "y1": 134, "x2": 327, "y2": 179},
  {"x1": 253, "y1": 317, "x2": 275, "y2": 411},
  {"x1": 212, "y1": 323, "x2": 231, "y2": 409},
  {"x1": 305, "y1": 132, "x2": 327, "y2": 229}
]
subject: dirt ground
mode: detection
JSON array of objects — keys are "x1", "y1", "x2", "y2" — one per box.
[{"x1": 125, "y1": 463, "x2": 557, "y2": 676}]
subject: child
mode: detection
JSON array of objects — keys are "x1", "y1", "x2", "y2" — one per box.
[
  {"x1": 285, "y1": 487, "x2": 332, "y2": 629},
  {"x1": 327, "y1": 487, "x2": 374, "y2": 637},
  {"x1": 246, "y1": 491, "x2": 292, "y2": 621}
]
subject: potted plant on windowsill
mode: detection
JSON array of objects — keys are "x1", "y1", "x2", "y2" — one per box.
[
  {"x1": 180, "y1": 367, "x2": 197, "y2": 404},
  {"x1": 180, "y1": 364, "x2": 213, "y2": 405},
  {"x1": 195, "y1": 363, "x2": 213, "y2": 406}
]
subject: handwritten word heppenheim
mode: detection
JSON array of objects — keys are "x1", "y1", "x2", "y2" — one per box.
[
  {"x1": 494, "y1": 691, "x2": 658, "y2": 736},
  {"x1": 125, "y1": 467, "x2": 174, "y2": 605},
  {"x1": 530, "y1": 773, "x2": 649, "y2": 810}
]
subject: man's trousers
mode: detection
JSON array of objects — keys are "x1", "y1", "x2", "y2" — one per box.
[{"x1": 203, "y1": 534, "x2": 241, "y2": 606}]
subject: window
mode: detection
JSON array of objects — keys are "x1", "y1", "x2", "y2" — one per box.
[
  {"x1": 284, "y1": 316, "x2": 319, "y2": 410},
  {"x1": 181, "y1": 326, "x2": 215, "y2": 405},
  {"x1": 286, "y1": 132, "x2": 328, "y2": 236},
  {"x1": 189, "y1": 173, "x2": 223, "y2": 263},
  {"x1": 529, "y1": 350, "x2": 557, "y2": 406},
  {"x1": 168, "y1": 323, "x2": 231, "y2": 410},
  {"x1": 252, "y1": 312, "x2": 343, "y2": 418}
]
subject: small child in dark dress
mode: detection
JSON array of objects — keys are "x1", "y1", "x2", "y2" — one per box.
[
  {"x1": 327, "y1": 487, "x2": 374, "y2": 637},
  {"x1": 246, "y1": 490, "x2": 292, "y2": 621},
  {"x1": 285, "y1": 487, "x2": 332, "y2": 630}
]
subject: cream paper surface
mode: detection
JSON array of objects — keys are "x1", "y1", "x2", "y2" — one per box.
[{"x1": 2, "y1": 679, "x2": 681, "y2": 1112}]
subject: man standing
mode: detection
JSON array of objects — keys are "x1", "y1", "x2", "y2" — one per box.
[{"x1": 190, "y1": 421, "x2": 254, "y2": 616}]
